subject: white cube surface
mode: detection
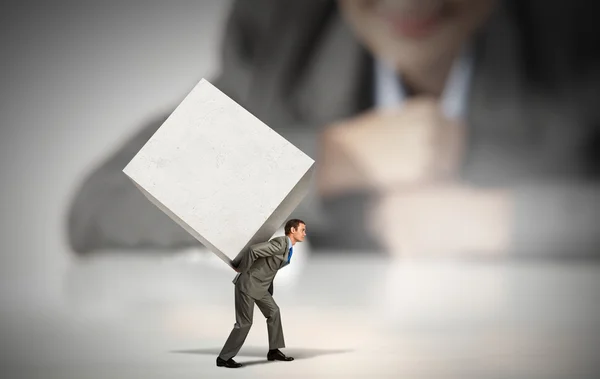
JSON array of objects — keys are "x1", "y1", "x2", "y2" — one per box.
[{"x1": 123, "y1": 79, "x2": 314, "y2": 267}]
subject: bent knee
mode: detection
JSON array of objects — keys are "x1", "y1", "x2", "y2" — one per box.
[
  {"x1": 268, "y1": 307, "x2": 280, "y2": 318},
  {"x1": 234, "y1": 320, "x2": 253, "y2": 329}
]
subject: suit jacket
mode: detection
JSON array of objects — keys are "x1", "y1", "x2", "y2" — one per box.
[
  {"x1": 67, "y1": 0, "x2": 600, "y2": 257},
  {"x1": 231, "y1": 236, "x2": 291, "y2": 299}
]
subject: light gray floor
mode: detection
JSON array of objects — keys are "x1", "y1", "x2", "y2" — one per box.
[{"x1": 2, "y1": 251, "x2": 599, "y2": 379}]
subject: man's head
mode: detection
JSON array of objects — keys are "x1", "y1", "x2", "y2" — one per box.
[
  {"x1": 285, "y1": 219, "x2": 306, "y2": 243},
  {"x1": 337, "y1": 0, "x2": 497, "y2": 77}
]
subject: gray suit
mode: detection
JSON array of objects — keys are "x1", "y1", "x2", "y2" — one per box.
[
  {"x1": 67, "y1": 0, "x2": 600, "y2": 257},
  {"x1": 219, "y1": 236, "x2": 291, "y2": 360}
]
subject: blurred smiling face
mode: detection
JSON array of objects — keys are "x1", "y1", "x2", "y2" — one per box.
[{"x1": 337, "y1": 0, "x2": 497, "y2": 73}]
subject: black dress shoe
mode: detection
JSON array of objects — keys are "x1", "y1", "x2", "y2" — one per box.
[
  {"x1": 267, "y1": 349, "x2": 294, "y2": 361},
  {"x1": 216, "y1": 357, "x2": 243, "y2": 368}
]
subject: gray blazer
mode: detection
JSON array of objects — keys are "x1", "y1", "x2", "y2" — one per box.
[
  {"x1": 231, "y1": 236, "x2": 291, "y2": 300},
  {"x1": 67, "y1": 0, "x2": 600, "y2": 257}
]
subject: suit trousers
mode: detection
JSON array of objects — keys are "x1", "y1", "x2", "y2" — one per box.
[{"x1": 218, "y1": 285, "x2": 285, "y2": 360}]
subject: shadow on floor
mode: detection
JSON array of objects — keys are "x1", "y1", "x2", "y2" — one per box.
[{"x1": 172, "y1": 346, "x2": 354, "y2": 364}]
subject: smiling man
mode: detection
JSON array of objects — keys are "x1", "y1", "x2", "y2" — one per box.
[{"x1": 217, "y1": 219, "x2": 306, "y2": 368}]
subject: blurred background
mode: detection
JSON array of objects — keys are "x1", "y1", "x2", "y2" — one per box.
[{"x1": 2, "y1": 0, "x2": 600, "y2": 378}]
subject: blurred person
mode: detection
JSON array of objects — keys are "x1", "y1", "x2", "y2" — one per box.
[
  {"x1": 217, "y1": 219, "x2": 305, "y2": 368},
  {"x1": 68, "y1": 0, "x2": 600, "y2": 257}
]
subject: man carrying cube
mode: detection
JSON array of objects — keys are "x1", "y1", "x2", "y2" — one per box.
[
  {"x1": 217, "y1": 218, "x2": 306, "y2": 368},
  {"x1": 122, "y1": 79, "x2": 314, "y2": 368}
]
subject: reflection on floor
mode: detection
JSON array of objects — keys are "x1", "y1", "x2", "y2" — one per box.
[{"x1": 2, "y1": 251, "x2": 600, "y2": 379}]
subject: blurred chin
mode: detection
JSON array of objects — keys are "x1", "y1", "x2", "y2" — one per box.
[{"x1": 373, "y1": 31, "x2": 458, "y2": 72}]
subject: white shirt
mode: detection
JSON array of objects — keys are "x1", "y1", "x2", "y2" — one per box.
[{"x1": 373, "y1": 46, "x2": 474, "y2": 120}]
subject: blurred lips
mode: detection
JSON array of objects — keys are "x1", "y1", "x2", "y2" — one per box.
[
  {"x1": 378, "y1": 4, "x2": 445, "y2": 38},
  {"x1": 386, "y1": 14, "x2": 441, "y2": 38}
]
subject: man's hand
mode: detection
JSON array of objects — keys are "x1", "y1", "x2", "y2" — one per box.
[
  {"x1": 317, "y1": 98, "x2": 514, "y2": 257},
  {"x1": 317, "y1": 98, "x2": 465, "y2": 197}
]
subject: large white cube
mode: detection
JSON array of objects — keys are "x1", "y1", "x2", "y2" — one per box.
[{"x1": 123, "y1": 79, "x2": 314, "y2": 267}]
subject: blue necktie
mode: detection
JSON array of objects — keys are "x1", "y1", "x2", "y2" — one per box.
[{"x1": 287, "y1": 247, "x2": 293, "y2": 264}]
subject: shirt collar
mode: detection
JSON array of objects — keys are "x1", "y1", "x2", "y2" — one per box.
[{"x1": 373, "y1": 45, "x2": 474, "y2": 120}]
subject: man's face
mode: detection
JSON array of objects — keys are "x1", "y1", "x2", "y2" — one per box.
[
  {"x1": 337, "y1": 0, "x2": 497, "y2": 72},
  {"x1": 291, "y1": 223, "x2": 307, "y2": 242}
]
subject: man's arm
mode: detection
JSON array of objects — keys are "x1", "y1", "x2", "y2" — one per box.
[
  {"x1": 236, "y1": 238, "x2": 285, "y2": 273},
  {"x1": 366, "y1": 177, "x2": 600, "y2": 258}
]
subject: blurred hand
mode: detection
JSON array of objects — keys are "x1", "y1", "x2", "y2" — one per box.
[
  {"x1": 368, "y1": 185, "x2": 512, "y2": 257},
  {"x1": 317, "y1": 97, "x2": 512, "y2": 257},
  {"x1": 317, "y1": 98, "x2": 465, "y2": 197}
]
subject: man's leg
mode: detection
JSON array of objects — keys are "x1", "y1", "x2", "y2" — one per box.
[
  {"x1": 255, "y1": 292, "x2": 285, "y2": 350},
  {"x1": 218, "y1": 287, "x2": 255, "y2": 360}
]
